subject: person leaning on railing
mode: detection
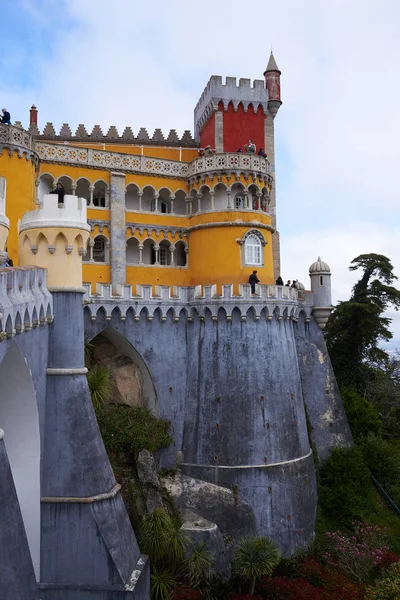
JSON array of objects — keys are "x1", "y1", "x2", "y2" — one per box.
[{"x1": 0, "y1": 109, "x2": 11, "y2": 125}]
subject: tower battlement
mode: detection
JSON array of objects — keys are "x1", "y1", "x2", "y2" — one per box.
[
  {"x1": 195, "y1": 76, "x2": 269, "y2": 139},
  {"x1": 20, "y1": 194, "x2": 90, "y2": 232}
]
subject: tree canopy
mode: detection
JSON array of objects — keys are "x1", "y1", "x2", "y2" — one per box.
[{"x1": 325, "y1": 254, "x2": 400, "y2": 391}]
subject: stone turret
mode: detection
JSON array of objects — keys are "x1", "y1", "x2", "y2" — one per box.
[
  {"x1": 0, "y1": 177, "x2": 9, "y2": 251},
  {"x1": 18, "y1": 194, "x2": 90, "y2": 288},
  {"x1": 264, "y1": 52, "x2": 282, "y2": 119},
  {"x1": 309, "y1": 257, "x2": 333, "y2": 329}
]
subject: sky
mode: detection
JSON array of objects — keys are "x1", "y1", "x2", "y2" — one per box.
[{"x1": 1, "y1": 0, "x2": 399, "y2": 348}]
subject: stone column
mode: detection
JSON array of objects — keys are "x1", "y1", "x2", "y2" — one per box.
[
  {"x1": 138, "y1": 243, "x2": 143, "y2": 264},
  {"x1": 170, "y1": 195, "x2": 175, "y2": 214},
  {"x1": 226, "y1": 189, "x2": 232, "y2": 210},
  {"x1": 197, "y1": 193, "x2": 202, "y2": 213},
  {"x1": 89, "y1": 185, "x2": 94, "y2": 207},
  {"x1": 71, "y1": 182, "x2": 77, "y2": 196},
  {"x1": 138, "y1": 190, "x2": 143, "y2": 211},
  {"x1": 210, "y1": 190, "x2": 215, "y2": 210},
  {"x1": 153, "y1": 193, "x2": 159, "y2": 213},
  {"x1": 154, "y1": 244, "x2": 160, "y2": 265},
  {"x1": 89, "y1": 238, "x2": 94, "y2": 262},
  {"x1": 184, "y1": 246, "x2": 189, "y2": 267},
  {"x1": 215, "y1": 109, "x2": 224, "y2": 153},
  {"x1": 35, "y1": 179, "x2": 40, "y2": 205},
  {"x1": 170, "y1": 246, "x2": 175, "y2": 266},
  {"x1": 110, "y1": 172, "x2": 126, "y2": 295}
]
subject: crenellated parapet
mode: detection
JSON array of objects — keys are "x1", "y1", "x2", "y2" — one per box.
[
  {"x1": 83, "y1": 282, "x2": 313, "y2": 323},
  {"x1": 32, "y1": 123, "x2": 196, "y2": 147},
  {"x1": 19, "y1": 194, "x2": 90, "y2": 288},
  {"x1": 194, "y1": 76, "x2": 268, "y2": 140},
  {"x1": 0, "y1": 266, "x2": 53, "y2": 338}
]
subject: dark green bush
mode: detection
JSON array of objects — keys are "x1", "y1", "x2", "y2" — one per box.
[
  {"x1": 95, "y1": 404, "x2": 173, "y2": 464},
  {"x1": 319, "y1": 446, "x2": 371, "y2": 525},
  {"x1": 383, "y1": 407, "x2": 400, "y2": 440},
  {"x1": 362, "y1": 436, "x2": 400, "y2": 493},
  {"x1": 341, "y1": 387, "x2": 382, "y2": 442}
]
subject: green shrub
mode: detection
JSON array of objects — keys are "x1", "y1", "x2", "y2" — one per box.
[
  {"x1": 362, "y1": 436, "x2": 400, "y2": 491},
  {"x1": 384, "y1": 407, "x2": 400, "y2": 440},
  {"x1": 341, "y1": 387, "x2": 382, "y2": 442},
  {"x1": 95, "y1": 404, "x2": 173, "y2": 464},
  {"x1": 140, "y1": 508, "x2": 187, "y2": 567},
  {"x1": 319, "y1": 446, "x2": 371, "y2": 525},
  {"x1": 365, "y1": 561, "x2": 400, "y2": 599}
]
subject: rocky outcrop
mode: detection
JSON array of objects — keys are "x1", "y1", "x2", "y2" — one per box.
[
  {"x1": 136, "y1": 450, "x2": 164, "y2": 513},
  {"x1": 162, "y1": 473, "x2": 257, "y2": 540}
]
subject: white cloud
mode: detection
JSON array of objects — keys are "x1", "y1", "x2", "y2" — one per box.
[{"x1": 281, "y1": 223, "x2": 400, "y2": 347}]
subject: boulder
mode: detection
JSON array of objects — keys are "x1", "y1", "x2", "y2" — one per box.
[
  {"x1": 136, "y1": 449, "x2": 164, "y2": 513},
  {"x1": 181, "y1": 510, "x2": 230, "y2": 576},
  {"x1": 162, "y1": 473, "x2": 257, "y2": 540}
]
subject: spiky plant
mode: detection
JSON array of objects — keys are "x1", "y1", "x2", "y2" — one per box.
[
  {"x1": 232, "y1": 536, "x2": 281, "y2": 596},
  {"x1": 150, "y1": 567, "x2": 176, "y2": 600},
  {"x1": 140, "y1": 508, "x2": 187, "y2": 566},
  {"x1": 84, "y1": 338, "x2": 96, "y2": 368},
  {"x1": 87, "y1": 364, "x2": 114, "y2": 409},
  {"x1": 185, "y1": 542, "x2": 212, "y2": 590}
]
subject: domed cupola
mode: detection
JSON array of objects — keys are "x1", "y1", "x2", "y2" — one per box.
[{"x1": 309, "y1": 257, "x2": 331, "y2": 275}]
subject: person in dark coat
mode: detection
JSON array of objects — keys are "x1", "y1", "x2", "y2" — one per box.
[
  {"x1": 285, "y1": 280, "x2": 291, "y2": 286},
  {"x1": 50, "y1": 182, "x2": 65, "y2": 204},
  {"x1": 249, "y1": 270, "x2": 260, "y2": 294},
  {"x1": 257, "y1": 148, "x2": 267, "y2": 157},
  {"x1": 1, "y1": 109, "x2": 11, "y2": 124},
  {"x1": 291, "y1": 280, "x2": 297, "y2": 288},
  {"x1": 275, "y1": 276, "x2": 284, "y2": 285}
]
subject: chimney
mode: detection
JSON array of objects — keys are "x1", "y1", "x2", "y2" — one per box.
[{"x1": 29, "y1": 105, "x2": 39, "y2": 134}]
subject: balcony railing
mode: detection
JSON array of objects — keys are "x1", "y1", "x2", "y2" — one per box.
[
  {"x1": 35, "y1": 142, "x2": 271, "y2": 182},
  {"x1": 188, "y1": 152, "x2": 269, "y2": 178},
  {"x1": 0, "y1": 124, "x2": 33, "y2": 152}
]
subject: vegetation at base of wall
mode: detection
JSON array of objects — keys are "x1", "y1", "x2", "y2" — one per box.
[
  {"x1": 319, "y1": 446, "x2": 371, "y2": 525},
  {"x1": 87, "y1": 364, "x2": 114, "y2": 409},
  {"x1": 340, "y1": 387, "x2": 382, "y2": 443},
  {"x1": 94, "y1": 403, "x2": 173, "y2": 464},
  {"x1": 231, "y1": 537, "x2": 281, "y2": 596}
]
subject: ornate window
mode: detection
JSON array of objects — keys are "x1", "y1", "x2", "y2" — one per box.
[
  {"x1": 245, "y1": 234, "x2": 262, "y2": 265},
  {"x1": 235, "y1": 195, "x2": 245, "y2": 209},
  {"x1": 238, "y1": 229, "x2": 266, "y2": 267}
]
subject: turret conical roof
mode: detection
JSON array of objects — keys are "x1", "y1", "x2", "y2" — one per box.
[{"x1": 265, "y1": 52, "x2": 280, "y2": 73}]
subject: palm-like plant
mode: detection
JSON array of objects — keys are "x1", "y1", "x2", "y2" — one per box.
[
  {"x1": 150, "y1": 567, "x2": 176, "y2": 600},
  {"x1": 87, "y1": 364, "x2": 114, "y2": 409},
  {"x1": 232, "y1": 536, "x2": 281, "y2": 596},
  {"x1": 140, "y1": 508, "x2": 187, "y2": 566}
]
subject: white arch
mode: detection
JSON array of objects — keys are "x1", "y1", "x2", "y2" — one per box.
[{"x1": 0, "y1": 343, "x2": 40, "y2": 579}]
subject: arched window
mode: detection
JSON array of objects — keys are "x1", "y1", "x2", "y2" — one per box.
[
  {"x1": 93, "y1": 236, "x2": 107, "y2": 262},
  {"x1": 235, "y1": 194, "x2": 245, "y2": 209},
  {"x1": 245, "y1": 234, "x2": 262, "y2": 266}
]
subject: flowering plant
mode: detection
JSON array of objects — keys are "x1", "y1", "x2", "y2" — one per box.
[{"x1": 323, "y1": 521, "x2": 389, "y2": 583}]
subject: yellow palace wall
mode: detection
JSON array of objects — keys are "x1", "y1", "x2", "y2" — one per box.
[{"x1": 0, "y1": 150, "x2": 37, "y2": 264}]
